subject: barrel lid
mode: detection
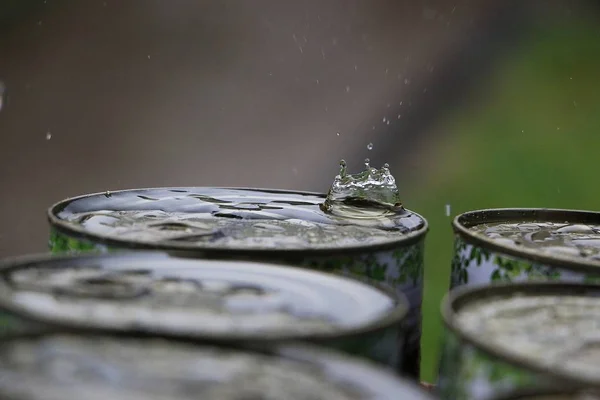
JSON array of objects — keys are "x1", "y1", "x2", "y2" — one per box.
[
  {"x1": 48, "y1": 187, "x2": 427, "y2": 255},
  {"x1": 0, "y1": 252, "x2": 406, "y2": 341},
  {"x1": 0, "y1": 332, "x2": 435, "y2": 400},
  {"x1": 452, "y1": 208, "x2": 600, "y2": 272},
  {"x1": 442, "y1": 281, "x2": 600, "y2": 388}
]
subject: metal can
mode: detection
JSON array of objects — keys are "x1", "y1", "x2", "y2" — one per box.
[
  {"x1": 0, "y1": 251, "x2": 410, "y2": 374},
  {"x1": 437, "y1": 281, "x2": 600, "y2": 400},
  {"x1": 47, "y1": 187, "x2": 428, "y2": 379},
  {"x1": 0, "y1": 331, "x2": 437, "y2": 400},
  {"x1": 451, "y1": 208, "x2": 600, "y2": 289},
  {"x1": 491, "y1": 388, "x2": 600, "y2": 400}
]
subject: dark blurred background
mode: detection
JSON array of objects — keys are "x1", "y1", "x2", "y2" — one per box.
[{"x1": 1, "y1": 0, "x2": 599, "y2": 381}]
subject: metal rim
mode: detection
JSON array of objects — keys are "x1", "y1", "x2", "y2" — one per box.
[
  {"x1": 490, "y1": 387, "x2": 600, "y2": 400},
  {"x1": 441, "y1": 281, "x2": 600, "y2": 388},
  {"x1": 0, "y1": 330, "x2": 436, "y2": 400},
  {"x1": 452, "y1": 208, "x2": 600, "y2": 273},
  {"x1": 47, "y1": 186, "x2": 429, "y2": 256},
  {"x1": 0, "y1": 251, "x2": 410, "y2": 344}
]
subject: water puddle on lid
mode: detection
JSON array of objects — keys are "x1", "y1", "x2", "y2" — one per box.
[{"x1": 57, "y1": 161, "x2": 424, "y2": 250}]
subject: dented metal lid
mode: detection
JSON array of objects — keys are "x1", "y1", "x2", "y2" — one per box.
[
  {"x1": 0, "y1": 252, "x2": 407, "y2": 341},
  {"x1": 0, "y1": 333, "x2": 436, "y2": 400},
  {"x1": 48, "y1": 187, "x2": 427, "y2": 255}
]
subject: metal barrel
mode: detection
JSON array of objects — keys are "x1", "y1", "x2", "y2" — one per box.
[
  {"x1": 0, "y1": 330, "x2": 438, "y2": 400},
  {"x1": 46, "y1": 187, "x2": 429, "y2": 380},
  {"x1": 0, "y1": 251, "x2": 410, "y2": 376},
  {"x1": 437, "y1": 281, "x2": 600, "y2": 400},
  {"x1": 450, "y1": 208, "x2": 600, "y2": 289}
]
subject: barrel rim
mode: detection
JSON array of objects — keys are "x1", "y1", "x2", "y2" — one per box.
[
  {"x1": 0, "y1": 251, "x2": 410, "y2": 344},
  {"x1": 47, "y1": 186, "x2": 429, "y2": 256},
  {"x1": 490, "y1": 387, "x2": 600, "y2": 400},
  {"x1": 0, "y1": 330, "x2": 437, "y2": 400},
  {"x1": 452, "y1": 208, "x2": 600, "y2": 273},
  {"x1": 441, "y1": 281, "x2": 600, "y2": 388}
]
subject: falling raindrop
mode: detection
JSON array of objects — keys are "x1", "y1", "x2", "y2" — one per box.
[
  {"x1": 386, "y1": 120, "x2": 390, "y2": 125},
  {"x1": 404, "y1": 78, "x2": 411, "y2": 85},
  {"x1": 445, "y1": 204, "x2": 451, "y2": 217},
  {"x1": 147, "y1": 55, "x2": 151, "y2": 59},
  {"x1": 367, "y1": 143, "x2": 373, "y2": 150},
  {"x1": 345, "y1": 85, "x2": 351, "y2": 93},
  {"x1": 397, "y1": 114, "x2": 402, "y2": 119},
  {"x1": 45, "y1": 132, "x2": 52, "y2": 140},
  {"x1": 0, "y1": 81, "x2": 5, "y2": 112},
  {"x1": 382, "y1": 117, "x2": 387, "y2": 122},
  {"x1": 336, "y1": 132, "x2": 340, "y2": 137}
]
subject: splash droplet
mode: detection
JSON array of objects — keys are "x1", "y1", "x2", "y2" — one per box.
[
  {"x1": 382, "y1": 117, "x2": 387, "y2": 122},
  {"x1": 45, "y1": 132, "x2": 52, "y2": 140},
  {"x1": 336, "y1": 131, "x2": 340, "y2": 136},
  {"x1": 404, "y1": 78, "x2": 411, "y2": 85},
  {"x1": 339, "y1": 159, "x2": 347, "y2": 178},
  {"x1": 367, "y1": 143, "x2": 373, "y2": 150},
  {"x1": 445, "y1": 204, "x2": 451, "y2": 217},
  {"x1": 321, "y1": 160, "x2": 405, "y2": 216},
  {"x1": 345, "y1": 85, "x2": 351, "y2": 93},
  {"x1": 397, "y1": 114, "x2": 402, "y2": 119}
]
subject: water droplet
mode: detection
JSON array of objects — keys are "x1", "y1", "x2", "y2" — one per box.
[
  {"x1": 445, "y1": 204, "x2": 451, "y2": 217},
  {"x1": 382, "y1": 117, "x2": 387, "y2": 122},
  {"x1": 316, "y1": 79, "x2": 319, "y2": 84},
  {"x1": 0, "y1": 81, "x2": 5, "y2": 112},
  {"x1": 105, "y1": 191, "x2": 112, "y2": 198},
  {"x1": 354, "y1": 65, "x2": 358, "y2": 71},
  {"x1": 45, "y1": 132, "x2": 52, "y2": 140},
  {"x1": 386, "y1": 103, "x2": 390, "y2": 108},
  {"x1": 404, "y1": 78, "x2": 411, "y2": 85},
  {"x1": 367, "y1": 143, "x2": 373, "y2": 150},
  {"x1": 37, "y1": 20, "x2": 42, "y2": 26},
  {"x1": 339, "y1": 159, "x2": 347, "y2": 178},
  {"x1": 372, "y1": 126, "x2": 375, "y2": 130},
  {"x1": 386, "y1": 120, "x2": 390, "y2": 125},
  {"x1": 397, "y1": 114, "x2": 402, "y2": 119},
  {"x1": 345, "y1": 85, "x2": 351, "y2": 93},
  {"x1": 147, "y1": 55, "x2": 151, "y2": 59},
  {"x1": 336, "y1": 132, "x2": 340, "y2": 136},
  {"x1": 399, "y1": 101, "x2": 403, "y2": 106}
]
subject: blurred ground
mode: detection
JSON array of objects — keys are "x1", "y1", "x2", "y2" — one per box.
[{"x1": 1, "y1": 0, "x2": 599, "y2": 383}]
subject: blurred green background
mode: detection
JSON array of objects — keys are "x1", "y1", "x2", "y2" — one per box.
[{"x1": 414, "y1": 15, "x2": 600, "y2": 381}]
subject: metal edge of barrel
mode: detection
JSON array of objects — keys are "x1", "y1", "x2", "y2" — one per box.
[
  {"x1": 0, "y1": 330, "x2": 439, "y2": 400},
  {"x1": 436, "y1": 281, "x2": 600, "y2": 400},
  {"x1": 0, "y1": 251, "x2": 413, "y2": 376},
  {"x1": 46, "y1": 186, "x2": 430, "y2": 380},
  {"x1": 490, "y1": 387, "x2": 600, "y2": 400},
  {"x1": 450, "y1": 208, "x2": 600, "y2": 289}
]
